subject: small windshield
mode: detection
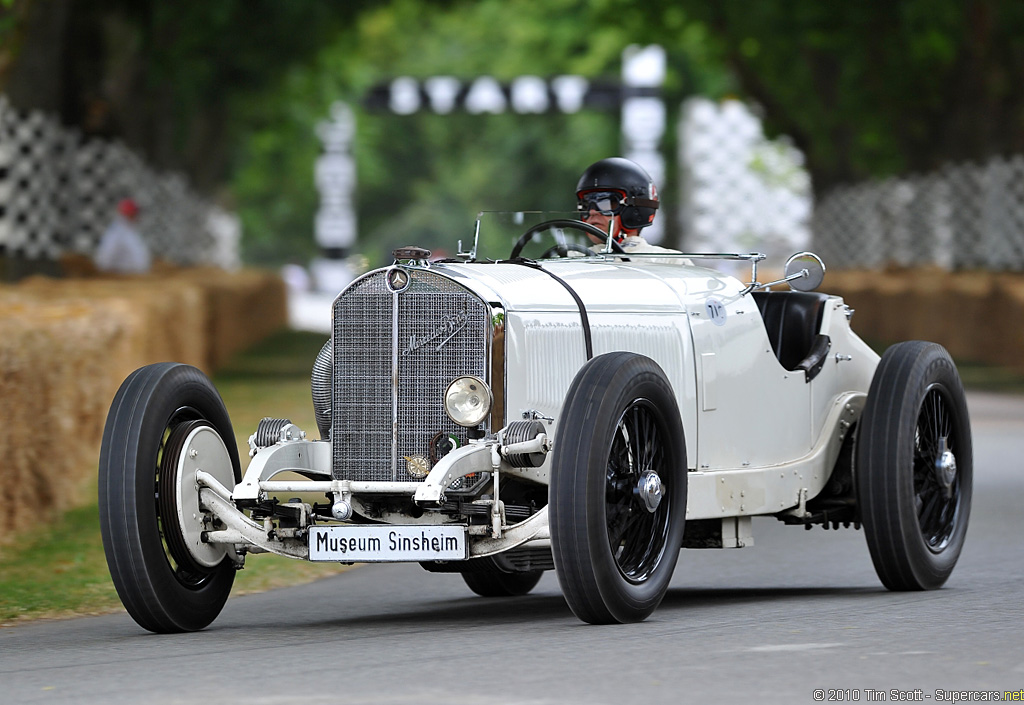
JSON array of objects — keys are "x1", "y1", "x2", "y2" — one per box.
[
  {"x1": 460, "y1": 210, "x2": 617, "y2": 262},
  {"x1": 443, "y1": 210, "x2": 764, "y2": 276}
]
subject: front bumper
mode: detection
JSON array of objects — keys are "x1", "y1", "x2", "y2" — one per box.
[{"x1": 199, "y1": 426, "x2": 551, "y2": 562}]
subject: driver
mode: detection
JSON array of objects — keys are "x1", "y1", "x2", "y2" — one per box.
[{"x1": 576, "y1": 157, "x2": 678, "y2": 256}]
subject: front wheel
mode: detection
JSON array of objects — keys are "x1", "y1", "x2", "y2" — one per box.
[
  {"x1": 99, "y1": 363, "x2": 242, "y2": 633},
  {"x1": 550, "y1": 352, "x2": 687, "y2": 624},
  {"x1": 857, "y1": 341, "x2": 973, "y2": 591},
  {"x1": 461, "y1": 557, "x2": 543, "y2": 597}
]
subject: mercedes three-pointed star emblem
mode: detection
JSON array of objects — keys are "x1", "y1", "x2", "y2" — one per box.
[{"x1": 386, "y1": 266, "x2": 411, "y2": 293}]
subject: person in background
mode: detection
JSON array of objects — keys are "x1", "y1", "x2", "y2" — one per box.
[{"x1": 94, "y1": 198, "x2": 151, "y2": 274}]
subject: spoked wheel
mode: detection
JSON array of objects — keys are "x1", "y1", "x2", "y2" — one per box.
[
  {"x1": 857, "y1": 341, "x2": 973, "y2": 591},
  {"x1": 550, "y1": 352, "x2": 686, "y2": 624},
  {"x1": 461, "y1": 557, "x2": 543, "y2": 597},
  {"x1": 99, "y1": 363, "x2": 241, "y2": 633}
]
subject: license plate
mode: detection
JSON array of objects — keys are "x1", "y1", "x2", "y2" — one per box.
[{"x1": 308, "y1": 525, "x2": 467, "y2": 562}]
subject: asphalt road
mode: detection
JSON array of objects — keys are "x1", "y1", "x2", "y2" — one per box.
[{"x1": 2, "y1": 392, "x2": 1022, "y2": 705}]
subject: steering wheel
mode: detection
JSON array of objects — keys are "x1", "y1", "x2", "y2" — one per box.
[
  {"x1": 540, "y1": 242, "x2": 597, "y2": 259},
  {"x1": 509, "y1": 219, "x2": 626, "y2": 260}
]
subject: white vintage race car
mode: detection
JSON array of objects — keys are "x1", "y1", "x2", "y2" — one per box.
[{"x1": 99, "y1": 213, "x2": 972, "y2": 632}]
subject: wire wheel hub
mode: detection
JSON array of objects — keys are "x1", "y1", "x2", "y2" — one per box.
[
  {"x1": 637, "y1": 469, "x2": 664, "y2": 513},
  {"x1": 933, "y1": 437, "x2": 957, "y2": 499}
]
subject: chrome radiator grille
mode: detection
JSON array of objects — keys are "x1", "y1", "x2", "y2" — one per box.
[{"x1": 332, "y1": 269, "x2": 490, "y2": 482}]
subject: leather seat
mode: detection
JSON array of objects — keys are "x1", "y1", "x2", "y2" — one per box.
[{"x1": 752, "y1": 291, "x2": 832, "y2": 379}]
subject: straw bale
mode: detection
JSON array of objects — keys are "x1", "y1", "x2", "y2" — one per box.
[
  {"x1": 825, "y1": 270, "x2": 888, "y2": 344},
  {"x1": 992, "y1": 275, "x2": 1024, "y2": 372},
  {"x1": 164, "y1": 268, "x2": 287, "y2": 369},
  {"x1": 15, "y1": 276, "x2": 209, "y2": 371},
  {"x1": 0, "y1": 297, "x2": 125, "y2": 534},
  {"x1": 824, "y1": 269, "x2": 1023, "y2": 369},
  {"x1": 0, "y1": 268, "x2": 285, "y2": 540},
  {"x1": 942, "y1": 273, "x2": 1000, "y2": 364}
]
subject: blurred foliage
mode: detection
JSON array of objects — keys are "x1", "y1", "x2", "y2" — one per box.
[
  {"x1": 662, "y1": 0, "x2": 1024, "y2": 190},
  {"x1": 1, "y1": 0, "x2": 378, "y2": 189},
  {"x1": 230, "y1": 0, "x2": 732, "y2": 266}
]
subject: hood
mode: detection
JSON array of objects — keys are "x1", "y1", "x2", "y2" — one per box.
[{"x1": 432, "y1": 260, "x2": 738, "y2": 313}]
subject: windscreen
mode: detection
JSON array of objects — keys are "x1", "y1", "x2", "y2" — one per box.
[{"x1": 463, "y1": 210, "x2": 616, "y2": 262}]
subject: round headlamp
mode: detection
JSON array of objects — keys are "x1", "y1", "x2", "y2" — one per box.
[{"x1": 444, "y1": 376, "x2": 492, "y2": 428}]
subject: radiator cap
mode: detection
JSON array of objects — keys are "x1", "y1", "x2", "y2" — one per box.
[{"x1": 393, "y1": 246, "x2": 432, "y2": 261}]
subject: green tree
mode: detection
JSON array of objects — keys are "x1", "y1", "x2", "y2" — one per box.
[
  {"x1": 0, "y1": 0, "x2": 373, "y2": 192},
  {"x1": 232, "y1": 0, "x2": 732, "y2": 265},
  {"x1": 654, "y1": 0, "x2": 1024, "y2": 191}
]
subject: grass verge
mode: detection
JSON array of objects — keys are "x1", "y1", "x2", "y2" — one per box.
[{"x1": 0, "y1": 329, "x2": 350, "y2": 627}]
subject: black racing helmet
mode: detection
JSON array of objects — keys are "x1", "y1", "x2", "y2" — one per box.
[{"x1": 575, "y1": 157, "x2": 659, "y2": 230}]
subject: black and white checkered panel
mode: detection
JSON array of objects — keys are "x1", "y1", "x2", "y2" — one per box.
[
  {"x1": 0, "y1": 97, "x2": 67, "y2": 259},
  {"x1": 70, "y1": 137, "x2": 123, "y2": 254},
  {"x1": 0, "y1": 96, "x2": 14, "y2": 255},
  {"x1": 146, "y1": 172, "x2": 207, "y2": 265},
  {"x1": 677, "y1": 97, "x2": 812, "y2": 266},
  {"x1": 812, "y1": 156, "x2": 1024, "y2": 271},
  {"x1": 0, "y1": 94, "x2": 240, "y2": 268}
]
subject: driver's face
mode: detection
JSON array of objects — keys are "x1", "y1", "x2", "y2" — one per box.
[{"x1": 583, "y1": 209, "x2": 616, "y2": 244}]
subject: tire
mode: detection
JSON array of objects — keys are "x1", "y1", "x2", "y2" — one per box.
[
  {"x1": 549, "y1": 352, "x2": 687, "y2": 624},
  {"x1": 99, "y1": 363, "x2": 242, "y2": 633},
  {"x1": 461, "y1": 558, "x2": 543, "y2": 597},
  {"x1": 857, "y1": 341, "x2": 972, "y2": 591}
]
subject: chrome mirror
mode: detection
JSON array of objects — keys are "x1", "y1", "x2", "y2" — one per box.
[{"x1": 784, "y1": 252, "x2": 826, "y2": 292}]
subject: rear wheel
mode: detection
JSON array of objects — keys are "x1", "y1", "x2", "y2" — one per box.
[
  {"x1": 99, "y1": 363, "x2": 241, "y2": 633},
  {"x1": 550, "y1": 352, "x2": 687, "y2": 624},
  {"x1": 857, "y1": 341, "x2": 972, "y2": 590}
]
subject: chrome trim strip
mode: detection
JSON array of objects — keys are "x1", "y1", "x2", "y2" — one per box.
[{"x1": 391, "y1": 289, "x2": 399, "y2": 481}]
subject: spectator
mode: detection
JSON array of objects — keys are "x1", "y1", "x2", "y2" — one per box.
[{"x1": 94, "y1": 199, "x2": 151, "y2": 274}]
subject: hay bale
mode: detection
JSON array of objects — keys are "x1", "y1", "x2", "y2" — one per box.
[
  {"x1": 825, "y1": 270, "x2": 888, "y2": 344},
  {"x1": 0, "y1": 268, "x2": 285, "y2": 541},
  {"x1": 993, "y1": 275, "x2": 1024, "y2": 372},
  {"x1": 940, "y1": 272, "x2": 999, "y2": 363},
  {"x1": 0, "y1": 298, "x2": 125, "y2": 535},
  {"x1": 15, "y1": 275, "x2": 210, "y2": 371},
  {"x1": 165, "y1": 268, "x2": 287, "y2": 369},
  {"x1": 826, "y1": 268, "x2": 1015, "y2": 367}
]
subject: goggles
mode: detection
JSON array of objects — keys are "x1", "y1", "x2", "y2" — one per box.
[{"x1": 577, "y1": 190, "x2": 627, "y2": 218}]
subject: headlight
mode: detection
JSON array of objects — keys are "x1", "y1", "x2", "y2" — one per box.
[{"x1": 444, "y1": 376, "x2": 492, "y2": 427}]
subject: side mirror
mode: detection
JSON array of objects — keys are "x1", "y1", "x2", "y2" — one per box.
[{"x1": 784, "y1": 252, "x2": 826, "y2": 292}]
